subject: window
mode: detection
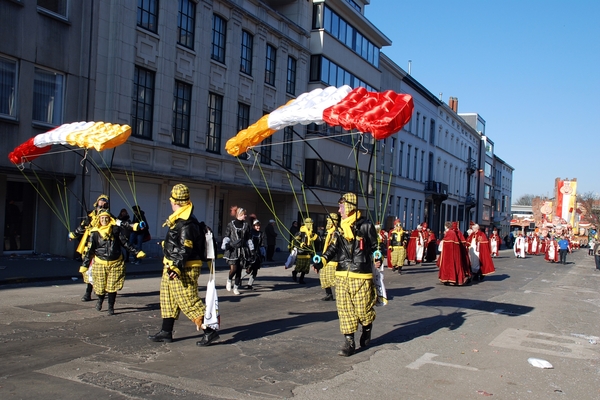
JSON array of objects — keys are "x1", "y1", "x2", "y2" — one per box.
[
  {"x1": 485, "y1": 162, "x2": 493, "y2": 178},
  {"x1": 211, "y1": 14, "x2": 227, "y2": 63},
  {"x1": 406, "y1": 145, "x2": 411, "y2": 179},
  {"x1": 177, "y1": 0, "x2": 195, "y2": 49},
  {"x1": 413, "y1": 147, "x2": 418, "y2": 180},
  {"x1": 309, "y1": 55, "x2": 376, "y2": 91},
  {"x1": 206, "y1": 93, "x2": 223, "y2": 153},
  {"x1": 415, "y1": 112, "x2": 420, "y2": 137},
  {"x1": 131, "y1": 67, "x2": 155, "y2": 138},
  {"x1": 420, "y1": 150, "x2": 425, "y2": 182},
  {"x1": 399, "y1": 141, "x2": 404, "y2": 176},
  {"x1": 172, "y1": 80, "x2": 191, "y2": 147},
  {"x1": 282, "y1": 126, "x2": 293, "y2": 169},
  {"x1": 32, "y1": 67, "x2": 64, "y2": 125},
  {"x1": 0, "y1": 57, "x2": 17, "y2": 118},
  {"x1": 38, "y1": 0, "x2": 67, "y2": 17},
  {"x1": 236, "y1": 103, "x2": 250, "y2": 160},
  {"x1": 286, "y1": 56, "x2": 296, "y2": 95},
  {"x1": 240, "y1": 30, "x2": 253, "y2": 75},
  {"x1": 260, "y1": 135, "x2": 272, "y2": 164},
  {"x1": 265, "y1": 44, "x2": 276, "y2": 86},
  {"x1": 429, "y1": 119, "x2": 435, "y2": 144},
  {"x1": 137, "y1": 0, "x2": 158, "y2": 33},
  {"x1": 484, "y1": 184, "x2": 491, "y2": 200}
]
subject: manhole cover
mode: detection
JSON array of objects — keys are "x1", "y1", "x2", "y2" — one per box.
[{"x1": 18, "y1": 302, "x2": 87, "y2": 313}]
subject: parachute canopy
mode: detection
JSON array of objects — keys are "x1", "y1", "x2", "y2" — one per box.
[
  {"x1": 8, "y1": 121, "x2": 131, "y2": 166},
  {"x1": 225, "y1": 85, "x2": 414, "y2": 156}
]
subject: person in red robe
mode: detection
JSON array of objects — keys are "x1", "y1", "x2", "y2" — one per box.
[
  {"x1": 466, "y1": 224, "x2": 496, "y2": 281},
  {"x1": 545, "y1": 235, "x2": 559, "y2": 263},
  {"x1": 437, "y1": 222, "x2": 471, "y2": 286},
  {"x1": 489, "y1": 229, "x2": 502, "y2": 257},
  {"x1": 406, "y1": 225, "x2": 424, "y2": 265},
  {"x1": 424, "y1": 227, "x2": 438, "y2": 262}
]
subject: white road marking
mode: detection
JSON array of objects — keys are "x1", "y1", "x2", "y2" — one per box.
[{"x1": 406, "y1": 352, "x2": 478, "y2": 371}]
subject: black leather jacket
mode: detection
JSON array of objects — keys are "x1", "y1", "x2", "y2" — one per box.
[
  {"x1": 163, "y1": 213, "x2": 206, "y2": 268},
  {"x1": 82, "y1": 225, "x2": 138, "y2": 265},
  {"x1": 322, "y1": 214, "x2": 379, "y2": 275}
]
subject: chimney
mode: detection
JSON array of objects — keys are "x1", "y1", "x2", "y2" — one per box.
[
  {"x1": 408, "y1": 60, "x2": 412, "y2": 75},
  {"x1": 449, "y1": 96, "x2": 458, "y2": 113}
]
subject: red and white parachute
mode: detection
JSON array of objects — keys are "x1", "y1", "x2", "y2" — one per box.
[
  {"x1": 225, "y1": 85, "x2": 414, "y2": 156},
  {"x1": 8, "y1": 121, "x2": 131, "y2": 166}
]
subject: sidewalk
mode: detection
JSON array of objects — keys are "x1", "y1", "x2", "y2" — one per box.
[{"x1": 0, "y1": 251, "x2": 290, "y2": 285}]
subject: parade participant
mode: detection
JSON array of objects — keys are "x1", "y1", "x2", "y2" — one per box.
[
  {"x1": 290, "y1": 218, "x2": 319, "y2": 284},
  {"x1": 514, "y1": 232, "x2": 526, "y2": 258},
  {"x1": 129, "y1": 205, "x2": 149, "y2": 265},
  {"x1": 531, "y1": 233, "x2": 539, "y2": 256},
  {"x1": 148, "y1": 184, "x2": 218, "y2": 346},
  {"x1": 317, "y1": 193, "x2": 381, "y2": 356},
  {"x1": 387, "y1": 219, "x2": 406, "y2": 273},
  {"x1": 317, "y1": 213, "x2": 339, "y2": 301},
  {"x1": 539, "y1": 235, "x2": 547, "y2": 255},
  {"x1": 69, "y1": 194, "x2": 111, "y2": 302},
  {"x1": 424, "y1": 225, "x2": 437, "y2": 262},
  {"x1": 246, "y1": 219, "x2": 266, "y2": 290},
  {"x1": 222, "y1": 206, "x2": 252, "y2": 295},
  {"x1": 80, "y1": 210, "x2": 145, "y2": 315},
  {"x1": 406, "y1": 224, "x2": 424, "y2": 265},
  {"x1": 557, "y1": 235, "x2": 571, "y2": 264},
  {"x1": 117, "y1": 208, "x2": 132, "y2": 262},
  {"x1": 375, "y1": 222, "x2": 388, "y2": 267},
  {"x1": 545, "y1": 235, "x2": 559, "y2": 263},
  {"x1": 265, "y1": 219, "x2": 277, "y2": 261},
  {"x1": 490, "y1": 229, "x2": 502, "y2": 257},
  {"x1": 466, "y1": 224, "x2": 495, "y2": 281},
  {"x1": 437, "y1": 222, "x2": 472, "y2": 286}
]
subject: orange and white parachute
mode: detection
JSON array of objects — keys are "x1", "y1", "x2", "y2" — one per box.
[
  {"x1": 225, "y1": 85, "x2": 414, "y2": 156},
  {"x1": 8, "y1": 121, "x2": 131, "y2": 166}
]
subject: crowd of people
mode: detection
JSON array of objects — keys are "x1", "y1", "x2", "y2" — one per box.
[{"x1": 511, "y1": 231, "x2": 574, "y2": 264}]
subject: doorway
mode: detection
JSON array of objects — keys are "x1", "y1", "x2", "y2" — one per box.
[{"x1": 4, "y1": 181, "x2": 36, "y2": 251}]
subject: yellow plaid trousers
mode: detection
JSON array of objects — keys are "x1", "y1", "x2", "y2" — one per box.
[
  {"x1": 319, "y1": 261, "x2": 337, "y2": 289},
  {"x1": 92, "y1": 256, "x2": 125, "y2": 295},
  {"x1": 335, "y1": 275, "x2": 376, "y2": 335},
  {"x1": 159, "y1": 265, "x2": 205, "y2": 322}
]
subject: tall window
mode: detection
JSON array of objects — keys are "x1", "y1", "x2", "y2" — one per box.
[
  {"x1": 415, "y1": 112, "x2": 420, "y2": 137},
  {"x1": 398, "y1": 141, "x2": 404, "y2": 177},
  {"x1": 0, "y1": 57, "x2": 17, "y2": 118},
  {"x1": 265, "y1": 44, "x2": 276, "y2": 85},
  {"x1": 177, "y1": 0, "x2": 195, "y2": 49},
  {"x1": 172, "y1": 80, "x2": 191, "y2": 147},
  {"x1": 282, "y1": 126, "x2": 293, "y2": 169},
  {"x1": 406, "y1": 145, "x2": 411, "y2": 179},
  {"x1": 211, "y1": 15, "x2": 227, "y2": 63},
  {"x1": 240, "y1": 30, "x2": 253, "y2": 75},
  {"x1": 413, "y1": 147, "x2": 418, "y2": 180},
  {"x1": 206, "y1": 93, "x2": 223, "y2": 153},
  {"x1": 286, "y1": 56, "x2": 296, "y2": 95},
  {"x1": 32, "y1": 67, "x2": 64, "y2": 125},
  {"x1": 420, "y1": 150, "x2": 425, "y2": 182},
  {"x1": 236, "y1": 102, "x2": 250, "y2": 160},
  {"x1": 137, "y1": 0, "x2": 158, "y2": 33},
  {"x1": 131, "y1": 66, "x2": 155, "y2": 138},
  {"x1": 38, "y1": 0, "x2": 67, "y2": 17},
  {"x1": 429, "y1": 119, "x2": 435, "y2": 144},
  {"x1": 260, "y1": 135, "x2": 272, "y2": 164}
]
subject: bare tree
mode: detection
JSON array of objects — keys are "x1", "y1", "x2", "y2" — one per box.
[
  {"x1": 515, "y1": 194, "x2": 535, "y2": 206},
  {"x1": 578, "y1": 191, "x2": 600, "y2": 226}
]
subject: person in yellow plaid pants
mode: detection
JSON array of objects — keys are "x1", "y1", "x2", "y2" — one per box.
[
  {"x1": 148, "y1": 184, "x2": 219, "y2": 346},
  {"x1": 81, "y1": 210, "x2": 145, "y2": 315},
  {"x1": 318, "y1": 213, "x2": 339, "y2": 301},
  {"x1": 318, "y1": 193, "x2": 381, "y2": 357}
]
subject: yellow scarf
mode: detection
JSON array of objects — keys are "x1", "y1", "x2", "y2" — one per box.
[
  {"x1": 323, "y1": 226, "x2": 337, "y2": 250},
  {"x1": 340, "y1": 211, "x2": 360, "y2": 241},
  {"x1": 299, "y1": 225, "x2": 317, "y2": 246},
  {"x1": 163, "y1": 202, "x2": 193, "y2": 228}
]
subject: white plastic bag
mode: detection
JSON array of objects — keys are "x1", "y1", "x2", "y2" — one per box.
[
  {"x1": 372, "y1": 263, "x2": 387, "y2": 306},
  {"x1": 285, "y1": 248, "x2": 298, "y2": 269},
  {"x1": 202, "y1": 261, "x2": 220, "y2": 330}
]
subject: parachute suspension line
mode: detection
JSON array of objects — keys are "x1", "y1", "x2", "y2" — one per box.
[
  {"x1": 80, "y1": 150, "x2": 90, "y2": 174},
  {"x1": 248, "y1": 130, "x2": 355, "y2": 152},
  {"x1": 89, "y1": 152, "x2": 136, "y2": 212},
  {"x1": 236, "y1": 153, "x2": 279, "y2": 226},
  {"x1": 56, "y1": 177, "x2": 71, "y2": 232},
  {"x1": 21, "y1": 168, "x2": 71, "y2": 230},
  {"x1": 298, "y1": 171, "x2": 319, "y2": 256}
]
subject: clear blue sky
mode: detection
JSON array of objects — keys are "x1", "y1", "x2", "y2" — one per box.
[{"x1": 366, "y1": 0, "x2": 600, "y2": 200}]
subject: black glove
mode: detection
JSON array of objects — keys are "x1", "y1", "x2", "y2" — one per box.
[{"x1": 167, "y1": 268, "x2": 179, "y2": 280}]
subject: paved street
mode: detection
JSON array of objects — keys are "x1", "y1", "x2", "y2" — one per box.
[{"x1": 0, "y1": 249, "x2": 599, "y2": 399}]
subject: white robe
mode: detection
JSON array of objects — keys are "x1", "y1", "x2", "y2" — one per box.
[{"x1": 514, "y1": 236, "x2": 526, "y2": 258}]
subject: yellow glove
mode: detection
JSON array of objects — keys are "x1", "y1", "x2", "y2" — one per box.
[
  {"x1": 79, "y1": 266, "x2": 88, "y2": 273},
  {"x1": 136, "y1": 251, "x2": 146, "y2": 259},
  {"x1": 69, "y1": 232, "x2": 77, "y2": 240},
  {"x1": 163, "y1": 258, "x2": 174, "y2": 268}
]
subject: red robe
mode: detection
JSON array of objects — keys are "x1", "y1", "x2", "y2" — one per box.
[
  {"x1": 438, "y1": 228, "x2": 471, "y2": 285},
  {"x1": 406, "y1": 229, "x2": 424, "y2": 263},
  {"x1": 466, "y1": 230, "x2": 496, "y2": 276},
  {"x1": 489, "y1": 233, "x2": 502, "y2": 257},
  {"x1": 545, "y1": 238, "x2": 559, "y2": 262}
]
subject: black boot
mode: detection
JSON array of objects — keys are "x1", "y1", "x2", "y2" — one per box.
[
  {"x1": 81, "y1": 283, "x2": 93, "y2": 302},
  {"x1": 321, "y1": 287, "x2": 334, "y2": 301},
  {"x1": 107, "y1": 292, "x2": 117, "y2": 315},
  {"x1": 148, "y1": 330, "x2": 173, "y2": 343},
  {"x1": 292, "y1": 270, "x2": 297, "y2": 282},
  {"x1": 149, "y1": 318, "x2": 174, "y2": 342},
  {"x1": 95, "y1": 294, "x2": 105, "y2": 311},
  {"x1": 298, "y1": 272, "x2": 306, "y2": 284},
  {"x1": 360, "y1": 323, "x2": 372, "y2": 348},
  {"x1": 196, "y1": 327, "x2": 220, "y2": 346},
  {"x1": 338, "y1": 334, "x2": 355, "y2": 357}
]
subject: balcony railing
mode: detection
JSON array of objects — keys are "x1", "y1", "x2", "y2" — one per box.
[
  {"x1": 425, "y1": 181, "x2": 448, "y2": 195},
  {"x1": 467, "y1": 158, "x2": 477, "y2": 174}
]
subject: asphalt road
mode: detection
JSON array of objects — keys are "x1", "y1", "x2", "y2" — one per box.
[{"x1": 0, "y1": 250, "x2": 599, "y2": 399}]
